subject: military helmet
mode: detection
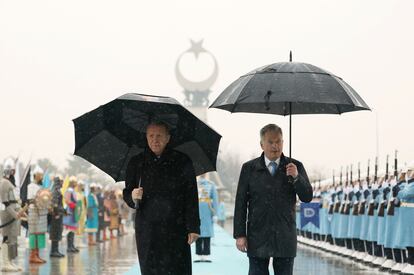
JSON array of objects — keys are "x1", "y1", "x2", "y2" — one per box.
[{"x1": 2, "y1": 157, "x2": 15, "y2": 178}]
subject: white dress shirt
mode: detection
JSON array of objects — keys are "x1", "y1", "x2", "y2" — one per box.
[{"x1": 264, "y1": 155, "x2": 280, "y2": 174}]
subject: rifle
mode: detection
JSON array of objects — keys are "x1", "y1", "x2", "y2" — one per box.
[
  {"x1": 343, "y1": 166, "x2": 351, "y2": 215},
  {"x1": 358, "y1": 159, "x2": 370, "y2": 215},
  {"x1": 385, "y1": 155, "x2": 389, "y2": 181},
  {"x1": 367, "y1": 157, "x2": 378, "y2": 216},
  {"x1": 378, "y1": 157, "x2": 389, "y2": 217},
  {"x1": 394, "y1": 150, "x2": 398, "y2": 177},
  {"x1": 334, "y1": 167, "x2": 343, "y2": 213},
  {"x1": 328, "y1": 171, "x2": 335, "y2": 214},
  {"x1": 352, "y1": 163, "x2": 361, "y2": 216},
  {"x1": 387, "y1": 151, "x2": 398, "y2": 216},
  {"x1": 378, "y1": 200, "x2": 386, "y2": 217}
]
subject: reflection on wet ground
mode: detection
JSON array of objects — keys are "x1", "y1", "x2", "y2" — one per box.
[
  {"x1": 1, "y1": 228, "x2": 138, "y2": 275},
  {"x1": 295, "y1": 244, "x2": 390, "y2": 275},
  {"x1": 0, "y1": 224, "x2": 394, "y2": 275}
]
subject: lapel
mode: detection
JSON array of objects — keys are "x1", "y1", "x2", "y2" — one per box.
[{"x1": 253, "y1": 152, "x2": 289, "y2": 177}]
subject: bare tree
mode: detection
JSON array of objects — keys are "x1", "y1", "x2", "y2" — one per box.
[
  {"x1": 64, "y1": 154, "x2": 95, "y2": 178},
  {"x1": 216, "y1": 152, "x2": 243, "y2": 198},
  {"x1": 36, "y1": 158, "x2": 59, "y2": 174}
]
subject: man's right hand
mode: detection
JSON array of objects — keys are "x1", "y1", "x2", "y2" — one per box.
[
  {"x1": 236, "y1": 237, "x2": 248, "y2": 253},
  {"x1": 132, "y1": 187, "x2": 143, "y2": 200}
]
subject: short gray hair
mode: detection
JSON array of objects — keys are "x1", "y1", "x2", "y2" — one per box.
[
  {"x1": 146, "y1": 120, "x2": 170, "y2": 134},
  {"x1": 260, "y1": 124, "x2": 283, "y2": 141}
]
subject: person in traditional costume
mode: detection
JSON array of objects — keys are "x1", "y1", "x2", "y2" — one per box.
[
  {"x1": 95, "y1": 184, "x2": 106, "y2": 242},
  {"x1": 49, "y1": 175, "x2": 65, "y2": 258},
  {"x1": 27, "y1": 166, "x2": 51, "y2": 264},
  {"x1": 108, "y1": 190, "x2": 119, "y2": 238},
  {"x1": 75, "y1": 180, "x2": 88, "y2": 248},
  {"x1": 0, "y1": 157, "x2": 26, "y2": 272},
  {"x1": 62, "y1": 176, "x2": 79, "y2": 253},
  {"x1": 103, "y1": 189, "x2": 111, "y2": 241},
  {"x1": 85, "y1": 183, "x2": 99, "y2": 245}
]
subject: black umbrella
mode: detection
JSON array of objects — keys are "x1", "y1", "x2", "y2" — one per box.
[
  {"x1": 73, "y1": 93, "x2": 222, "y2": 181},
  {"x1": 210, "y1": 53, "x2": 371, "y2": 159}
]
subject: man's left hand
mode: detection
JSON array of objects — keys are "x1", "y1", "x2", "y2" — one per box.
[
  {"x1": 286, "y1": 163, "x2": 298, "y2": 179},
  {"x1": 187, "y1": 233, "x2": 199, "y2": 245}
]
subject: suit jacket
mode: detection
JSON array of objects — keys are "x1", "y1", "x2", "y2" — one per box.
[{"x1": 233, "y1": 153, "x2": 312, "y2": 258}]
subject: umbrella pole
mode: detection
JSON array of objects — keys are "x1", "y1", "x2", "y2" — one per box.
[
  {"x1": 289, "y1": 102, "x2": 292, "y2": 160},
  {"x1": 289, "y1": 102, "x2": 292, "y2": 159},
  {"x1": 288, "y1": 102, "x2": 294, "y2": 184}
]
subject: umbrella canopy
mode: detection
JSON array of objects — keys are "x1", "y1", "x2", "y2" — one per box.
[
  {"x1": 210, "y1": 61, "x2": 370, "y2": 115},
  {"x1": 73, "y1": 93, "x2": 222, "y2": 181},
  {"x1": 210, "y1": 57, "x2": 370, "y2": 158}
]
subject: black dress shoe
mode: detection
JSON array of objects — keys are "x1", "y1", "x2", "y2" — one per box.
[
  {"x1": 67, "y1": 247, "x2": 78, "y2": 253},
  {"x1": 50, "y1": 251, "x2": 62, "y2": 257}
]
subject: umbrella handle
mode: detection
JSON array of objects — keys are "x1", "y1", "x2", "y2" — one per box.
[{"x1": 135, "y1": 177, "x2": 142, "y2": 210}]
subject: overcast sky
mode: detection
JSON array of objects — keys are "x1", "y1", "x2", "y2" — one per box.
[{"x1": 1, "y1": 0, "x2": 413, "y2": 179}]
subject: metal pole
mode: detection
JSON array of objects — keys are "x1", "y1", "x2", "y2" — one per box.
[{"x1": 289, "y1": 102, "x2": 292, "y2": 160}]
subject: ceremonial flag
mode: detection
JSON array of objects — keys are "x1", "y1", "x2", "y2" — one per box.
[
  {"x1": 19, "y1": 165, "x2": 31, "y2": 205},
  {"x1": 300, "y1": 202, "x2": 320, "y2": 229},
  {"x1": 61, "y1": 175, "x2": 70, "y2": 207},
  {"x1": 42, "y1": 172, "x2": 51, "y2": 189}
]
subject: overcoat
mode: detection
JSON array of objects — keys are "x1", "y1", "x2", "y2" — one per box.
[
  {"x1": 123, "y1": 148, "x2": 200, "y2": 275},
  {"x1": 233, "y1": 153, "x2": 312, "y2": 258}
]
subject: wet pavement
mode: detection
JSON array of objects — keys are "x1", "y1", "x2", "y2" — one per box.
[
  {"x1": 0, "y1": 224, "x2": 395, "y2": 274},
  {"x1": 0, "y1": 227, "x2": 138, "y2": 275}
]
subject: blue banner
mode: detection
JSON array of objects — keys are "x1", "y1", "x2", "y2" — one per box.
[{"x1": 300, "y1": 202, "x2": 320, "y2": 229}]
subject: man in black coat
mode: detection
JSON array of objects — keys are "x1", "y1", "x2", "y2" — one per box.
[
  {"x1": 234, "y1": 124, "x2": 313, "y2": 275},
  {"x1": 123, "y1": 121, "x2": 200, "y2": 275}
]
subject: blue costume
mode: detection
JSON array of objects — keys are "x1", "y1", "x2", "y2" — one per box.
[
  {"x1": 85, "y1": 193, "x2": 99, "y2": 234},
  {"x1": 195, "y1": 177, "x2": 218, "y2": 259}
]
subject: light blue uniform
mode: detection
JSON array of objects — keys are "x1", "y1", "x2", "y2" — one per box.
[
  {"x1": 326, "y1": 187, "x2": 336, "y2": 237},
  {"x1": 337, "y1": 188, "x2": 350, "y2": 238},
  {"x1": 331, "y1": 189, "x2": 343, "y2": 239},
  {"x1": 384, "y1": 181, "x2": 406, "y2": 249},
  {"x1": 346, "y1": 189, "x2": 356, "y2": 239},
  {"x1": 319, "y1": 191, "x2": 331, "y2": 236},
  {"x1": 359, "y1": 187, "x2": 371, "y2": 241},
  {"x1": 349, "y1": 188, "x2": 362, "y2": 239},
  {"x1": 197, "y1": 178, "x2": 218, "y2": 238},
  {"x1": 366, "y1": 186, "x2": 381, "y2": 242},
  {"x1": 394, "y1": 178, "x2": 414, "y2": 248},
  {"x1": 377, "y1": 183, "x2": 391, "y2": 246}
]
